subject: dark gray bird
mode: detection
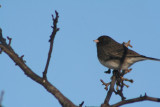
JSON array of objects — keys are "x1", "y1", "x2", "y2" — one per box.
[{"x1": 94, "y1": 35, "x2": 160, "y2": 70}]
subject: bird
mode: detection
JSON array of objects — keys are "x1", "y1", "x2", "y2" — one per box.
[{"x1": 94, "y1": 35, "x2": 160, "y2": 71}]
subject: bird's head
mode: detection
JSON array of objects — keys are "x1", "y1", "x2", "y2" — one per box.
[{"x1": 94, "y1": 35, "x2": 113, "y2": 45}]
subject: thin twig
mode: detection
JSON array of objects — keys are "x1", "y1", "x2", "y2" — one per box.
[
  {"x1": 7, "y1": 36, "x2": 12, "y2": 46},
  {"x1": 100, "y1": 79, "x2": 111, "y2": 90},
  {"x1": 43, "y1": 10, "x2": 59, "y2": 79},
  {"x1": 0, "y1": 28, "x2": 6, "y2": 45},
  {"x1": 123, "y1": 40, "x2": 132, "y2": 48},
  {"x1": 0, "y1": 91, "x2": 4, "y2": 107},
  {"x1": 79, "y1": 101, "x2": 84, "y2": 107}
]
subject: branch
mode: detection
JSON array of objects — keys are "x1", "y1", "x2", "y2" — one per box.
[
  {"x1": 0, "y1": 12, "x2": 76, "y2": 107},
  {"x1": 43, "y1": 10, "x2": 59, "y2": 79},
  {"x1": 100, "y1": 79, "x2": 111, "y2": 90},
  {"x1": 122, "y1": 40, "x2": 132, "y2": 48},
  {"x1": 101, "y1": 70, "x2": 117, "y2": 107},
  {"x1": 0, "y1": 91, "x2": 4, "y2": 107},
  {"x1": 111, "y1": 94, "x2": 160, "y2": 107}
]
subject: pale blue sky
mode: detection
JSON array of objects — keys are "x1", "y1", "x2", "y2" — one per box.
[{"x1": 1, "y1": 0, "x2": 160, "y2": 107}]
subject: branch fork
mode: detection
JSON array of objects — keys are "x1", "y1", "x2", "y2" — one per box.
[{"x1": 0, "y1": 11, "x2": 76, "y2": 107}]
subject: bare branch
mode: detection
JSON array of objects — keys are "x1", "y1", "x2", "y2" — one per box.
[
  {"x1": 100, "y1": 79, "x2": 111, "y2": 90},
  {"x1": 101, "y1": 70, "x2": 117, "y2": 107},
  {"x1": 114, "y1": 88, "x2": 126, "y2": 101},
  {"x1": 43, "y1": 10, "x2": 60, "y2": 79},
  {"x1": 0, "y1": 91, "x2": 4, "y2": 107},
  {"x1": 0, "y1": 14, "x2": 76, "y2": 107},
  {"x1": 123, "y1": 40, "x2": 132, "y2": 48},
  {"x1": 111, "y1": 94, "x2": 160, "y2": 107}
]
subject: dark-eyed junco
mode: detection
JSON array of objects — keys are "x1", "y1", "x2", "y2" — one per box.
[{"x1": 94, "y1": 35, "x2": 160, "y2": 70}]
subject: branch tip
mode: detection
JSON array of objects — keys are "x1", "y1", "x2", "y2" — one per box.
[
  {"x1": 20, "y1": 55, "x2": 24, "y2": 58},
  {"x1": 79, "y1": 101, "x2": 84, "y2": 107},
  {"x1": 124, "y1": 83, "x2": 129, "y2": 88},
  {"x1": 145, "y1": 93, "x2": 147, "y2": 97},
  {"x1": 43, "y1": 11, "x2": 59, "y2": 79},
  {"x1": 55, "y1": 10, "x2": 58, "y2": 15},
  {"x1": 0, "y1": 91, "x2": 4, "y2": 106},
  {"x1": 20, "y1": 55, "x2": 26, "y2": 63},
  {"x1": 100, "y1": 79, "x2": 110, "y2": 90},
  {"x1": 123, "y1": 40, "x2": 132, "y2": 48},
  {"x1": 51, "y1": 14, "x2": 54, "y2": 19},
  {"x1": 7, "y1": 36, "x2": 12, "y2": 46}
]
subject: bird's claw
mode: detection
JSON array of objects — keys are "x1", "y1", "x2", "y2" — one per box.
[{"x1": 104, "y1": 69, "x2": 111, "y2": 74}]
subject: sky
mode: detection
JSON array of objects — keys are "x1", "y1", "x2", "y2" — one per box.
[{"x1": 0, "y1": 0, "x2": 160, "y2": 107}]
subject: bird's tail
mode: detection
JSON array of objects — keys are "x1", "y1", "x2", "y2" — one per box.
[{"x1": 143, "y1": 56, "x2": 160, "y2": 61}]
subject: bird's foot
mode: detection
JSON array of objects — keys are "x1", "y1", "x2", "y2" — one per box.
[{"x1": 104, "y1": 69, "x2": 111, "y2": 74}]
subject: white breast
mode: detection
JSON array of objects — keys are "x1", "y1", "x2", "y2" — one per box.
[{"x1": 99, "y1": 59, "x2": 120, "y2": 70}]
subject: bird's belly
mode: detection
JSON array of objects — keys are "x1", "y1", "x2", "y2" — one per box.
[
  {"x1": 99, "y1": 59, "x2": 131, "y2": 70},
  {"x1": 99, "y1": 59, "x2": 120, "y2": 70}
]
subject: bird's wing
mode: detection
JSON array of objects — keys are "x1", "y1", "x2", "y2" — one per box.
[
  {"x1": 102, "y1": 44, "x2": 125, "y2": 60},
  {"x1": 102, "y1": 43, "x2": 142, "y2": 59}
]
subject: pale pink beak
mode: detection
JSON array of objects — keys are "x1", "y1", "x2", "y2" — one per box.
[{"x1": 93, "y1": 39, "x2": 99, "y2": 43}]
